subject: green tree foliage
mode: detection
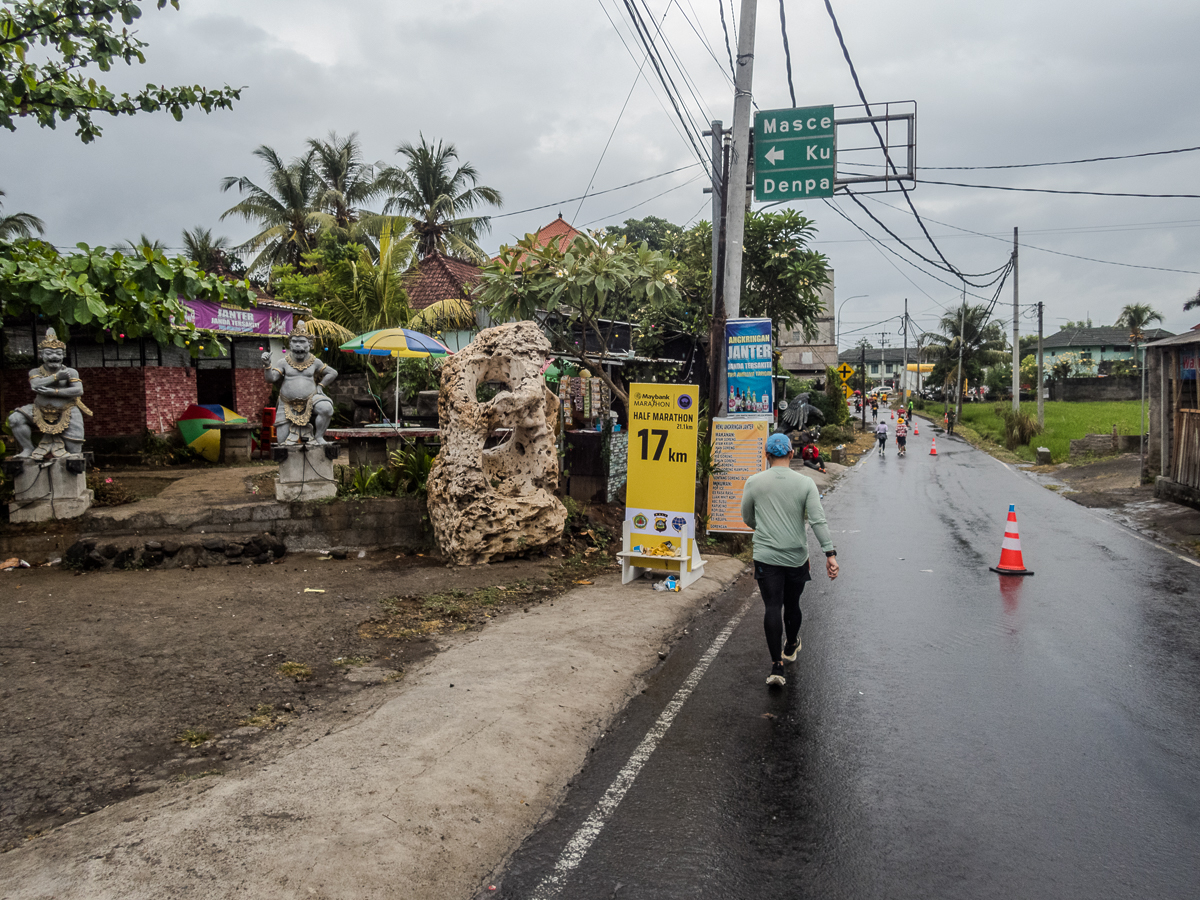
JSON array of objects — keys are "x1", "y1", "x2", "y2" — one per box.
[
  {"x1": 320, "y1": 219, "x2": 416, "y2": 334},
  {"x1": 0, "y1": 239, "x2": 253, "y2": 354},
  {"x1": 181, "y1": 226, "x2": 244, "y2": 278},
  {"x1": 605, "y1": 216, "x2": 683, "y2": 253},
  {"x1": 0, "y1": 1, "x2": 241, "y2": 143},
  {"x1": 0, "y1": 188, "x2": 44, "y2": 240},
  {"x1": 221, "y1": 145, "x2": 323, "y2": 275},
  {"x1": 926, "y1": 303, "x2": 1007, "y2": 415},
  {"x1": 1114, "y1": 303, "x2": 1163, "y2": 342},
  {"x1": 478, "y1": 230, "x2": 680, "y2": 405},
  {"x1": 380, "y1": 136, "x2": 502, "y2": 261},
  {"x1": 1185, "y1": 288, "x2": 1199, "y2": 312},
  {"x1": 740, "y1": 209, "x2": 831, "y2": 340},
  {"x1": 1061, "y1": 318, "x2": 1093, "y2": 329}
]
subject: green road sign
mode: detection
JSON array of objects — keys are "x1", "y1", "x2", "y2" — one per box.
[
  {"x1": 754, "y1": 105, "x2": 835, "y2": 202},
  {"x1": 836, "y1": 363, "x2": 855, "y2": 382}
]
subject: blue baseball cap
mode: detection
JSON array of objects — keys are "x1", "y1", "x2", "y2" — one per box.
[{"x1": 766, "y1": 433, "x2": 792, "y2": 457}]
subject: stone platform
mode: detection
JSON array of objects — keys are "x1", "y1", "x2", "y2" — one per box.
[
  {"x1": 6, "y1": 457, "x2": 93, "y2": 523},
  {"x1": 274, "y1": 442, "x2": 340, "y2": 501}
]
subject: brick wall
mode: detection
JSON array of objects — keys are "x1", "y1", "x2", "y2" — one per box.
[
  {"x1": 3, "y1": 367, "x2": 154, "y2": 439},
  {"x1": 234, "y1": 368, "x2": 275, "y2": 422},
  {"x1": 145, "y1": 367, "x2": 197, "y2": 434}
]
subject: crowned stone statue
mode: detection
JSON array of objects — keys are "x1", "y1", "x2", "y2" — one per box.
[
  {"x1": 263, "y1": 320, "x2": 338, "y2": 446},
  {"x1": 6, "y1": 327, "x2": 94, "y2": 521},
  {"x1": 8, "y1": 327, "x2": 92, "y2": 460}
]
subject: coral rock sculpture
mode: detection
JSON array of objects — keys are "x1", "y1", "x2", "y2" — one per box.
[{"x1": 427, "y1": 322, "x2": 567, "y2": 564}]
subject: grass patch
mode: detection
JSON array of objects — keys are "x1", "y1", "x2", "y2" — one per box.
[
  {"x1": 238, "y1": 702, "x2": 295, "y2": 729},
  {"x1": 276, "y1": 661, "x2": 313, "y2": 681},
  {"x1": 175, "y1": 728, "x2": 213, "y2": 747},
  {"x1": 953, "y1": 401, "x2": 1143, "y2": 463}
]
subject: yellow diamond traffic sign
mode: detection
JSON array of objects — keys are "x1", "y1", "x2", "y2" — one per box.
[{"x1": 836, "y1": 363, "x2": 855, "y2": 382}]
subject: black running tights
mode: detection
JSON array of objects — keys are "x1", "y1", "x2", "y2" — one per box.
[{"x1": 754, "y1": 560, "x2": 810, "y2": 662}]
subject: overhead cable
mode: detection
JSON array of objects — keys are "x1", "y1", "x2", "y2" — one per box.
[
  {"x1": 491, "y1": 163, "x2": 701, "y2": 220},
  {"x1": 918, "y1": 179, "x2": 1200, "y2": 200},
  {"x1": 778, "y1": 0, "x2": 796, "y2": 107}
]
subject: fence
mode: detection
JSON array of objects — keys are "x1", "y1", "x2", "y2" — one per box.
[{"x1": 1172, "y1": 409, "x2": 1200, "y2": 490}]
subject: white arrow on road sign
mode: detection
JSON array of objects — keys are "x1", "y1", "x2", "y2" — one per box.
[{"x1": 765, "y1": 146, "x2": 785, "y2": 165}]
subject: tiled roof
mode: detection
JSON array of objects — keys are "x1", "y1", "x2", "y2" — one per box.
[
  {"x1": 405, "y1": 253, "x2": 481, "y2": 311},
  {"x1": 500, "y1": 214, "x2": 588, "y2": 267},
  {"x1": 1042, "y1": 326, "x2": 1173, "y2": 349}
]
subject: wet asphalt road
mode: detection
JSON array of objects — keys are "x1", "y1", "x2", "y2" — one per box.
[{"x1": 495, "y1": 423, "x2": 1200, "y2": 900}]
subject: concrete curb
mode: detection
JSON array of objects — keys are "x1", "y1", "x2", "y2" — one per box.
[{"x1": 0, "y1": 557, "x2": 746, "y2": 900}]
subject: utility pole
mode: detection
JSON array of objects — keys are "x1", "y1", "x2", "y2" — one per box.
[
  {"x1": 1037, "y1": 300, "x2": 1044, "y2": 428},
  {"x1": 720, "y1": 0, "x2": 759, "y2": 322},
  {"x1": 1012, "y1": 227, "x2": 1020, "y2": 411},
  {"x1": 955, "y1": 290, "x2": 966, "y2": 422},
  {"x1": 902, "y1": 298, "x2": 909, "y2": 404},
  {"x1": 704, "y1": 121, "x2": 725, "y2": 416},
  {"x1": 876, "y1": 334, "x2": 890, "y2": 393},
  {"x1": 860, "y1": 343, "x2": 867, "y2": 432}
]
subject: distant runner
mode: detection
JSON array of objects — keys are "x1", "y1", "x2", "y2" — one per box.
[
  {"x1": 875, "y1": 418, "x2": 888, "y2": 456},
  {"x1": 740, "y1": 433, "x2": 839, "y2": 688},
  {"x1": 895, "y1": 418, "x2": 908, "y2": 456}
]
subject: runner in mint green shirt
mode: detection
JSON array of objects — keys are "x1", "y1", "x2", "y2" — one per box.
[{"x1": 740, "y1": 432, "x2": 839, "y2": 688}]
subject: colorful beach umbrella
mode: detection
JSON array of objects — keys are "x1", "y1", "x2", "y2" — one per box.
[
  {"x1": 340, "y1": 327, "x2": 453, "y2": 423},
  {"x1": 176, "y1": 404, "x2": 247, "y2": 462},
  {"x1": 339, "y1": 327, "x2": 453, "y2": 359}
]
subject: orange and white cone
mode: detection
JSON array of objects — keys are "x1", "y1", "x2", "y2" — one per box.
[
  {"x1": 890, "y1": 411, "x2": 894, "y2": 420},
  {"x1": 990, "y1": 504, "x2": 1034, "y2": 576},
  {"x1": 929, "y1": 435, "x2": 938, "y2": 456},
  {"x1": 914, "y1": 426, "x2": 920, "y2": 436}
]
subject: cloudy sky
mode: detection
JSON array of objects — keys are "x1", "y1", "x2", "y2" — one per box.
[{"x1": 4, "y1": 0, "x2": 1199, "y2": 345}]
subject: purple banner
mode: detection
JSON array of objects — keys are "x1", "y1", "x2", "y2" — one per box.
[{"x1": 183, "y1": 299, "x2": 292, "y2": 336}]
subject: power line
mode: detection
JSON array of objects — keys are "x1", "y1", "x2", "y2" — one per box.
[
  {"x1": 861, "y1": 195, "x2": 1200, "y2": 276},
  {"x1": 580, "y1": 171, "x2": 706, "y2": 227},
  {"x1": 670, "y1": 0, "x2": 736, "y2": 86},
  {"x1": 917, "y1": 179, "x2": 1200, "y2": 200},
  {"x1": 778, "y1": 0, "x2": 796, "y2": 107},
  {"x1": 822, "y1": 0, "x2": 968, "y2": 280},
  {"x1": 491, "y1": 163, "x2": 701, "y2": 220},
  {"x1": 843, "y1": 192, "x2": 1012, "y2": 285},
  {"x1": 923, "y1": 145, "x2": 1200, "y2": 171}
]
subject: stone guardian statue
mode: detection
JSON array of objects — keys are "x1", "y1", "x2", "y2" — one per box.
[
  {"x1": 5, "y1": 327, "x2": 94, "y2": 521},
  {"x1": 263, "y1": 320, "x2": 338, "y2": 446},
  {"x1": 8, "y1": 327, "x2": 92, "y2": 460}
]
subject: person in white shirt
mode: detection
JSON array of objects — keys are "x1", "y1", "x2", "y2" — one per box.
[{"x1": 875, "y1": 419, "x2": 888, "y2": 455}]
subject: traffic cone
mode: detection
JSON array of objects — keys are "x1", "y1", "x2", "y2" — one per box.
[
  {"x1": 929, "y1": 435, "x2": 937, "y2": 455},
  {"x1": 990, "y1": 504, "x2": 1034, "y2": 576},
  {"x1": 914, "y1": 426, "x2": 920, "y2": 436},
  {"x1": 890, "y1": 412, "x2": 894, "y2": 420}
]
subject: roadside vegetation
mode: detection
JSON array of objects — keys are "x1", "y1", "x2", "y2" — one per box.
[{"x1": 951, "y1": 400, "x2": 1143, "y2": 463}]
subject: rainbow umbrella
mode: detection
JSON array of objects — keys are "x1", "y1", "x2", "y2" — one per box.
[
  {"x1": 340, "y1": 327, "x2": 453, "y2": 423},
  {"x1": 176, "y1": 404, "x2": 247, "y2": 462}
]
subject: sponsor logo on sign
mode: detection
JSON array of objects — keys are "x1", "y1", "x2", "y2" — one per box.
[
  {"x1": 671, "y1": 516, "x2": 687, "y2": 533},
  {"x1": 633, "y1": 514, "x2": 648, "y2": 529},
  {"x1": 654, "y1": 513, "x2": 668, "y2": 532},
  {"x1": 677, "y1": 393, "x2": 693, "y2": 410}
]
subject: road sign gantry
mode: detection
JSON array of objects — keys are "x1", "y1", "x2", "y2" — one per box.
[{"x1": 753, "y1": 105, "x2": 835, "y2": 202}]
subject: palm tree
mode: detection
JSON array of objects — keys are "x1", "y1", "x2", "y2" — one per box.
[
  {"x1": 307, "y1": 131, "x2": 385, "y2": 235},
  {"x1": 380, "y1": 136, "x2": 502, "y2": 261},
  {"x1": 1115, "y1": 303, "x2": 1164, "y2": 469},
  {"x1": 220, "y1": 145, "x2": 323, "y2": 275},
  {"x1": 181, "y1": 226, "x2": 246, "y2": 278},
  {"x1": 319, "y1": 218, "x2": 418, "y2": 335},
  {"x1": 1183, "y1": 289, "x2": 1198, "y2": 312},
  {"x1": 0, "y1": 189, "x2": 45, "y2": 241},
  {"x1": 926, "y1": 302, "x2": 1007, "y2": 417},
  {"x1": 119, "y1": 234, "x2": 167, "y2": 253}
]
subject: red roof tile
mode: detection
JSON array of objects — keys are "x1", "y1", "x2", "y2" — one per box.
[
  {"x1": 500, "y1": 214, "x2": 588, "y2": 267},
  {"x1": 405, "y1": 253, "x2": 482, "y2": 311}
]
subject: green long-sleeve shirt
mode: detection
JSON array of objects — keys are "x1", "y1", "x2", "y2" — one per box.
[{"x1": 739, "y1": 466, "x2": 835, "y2": 568}]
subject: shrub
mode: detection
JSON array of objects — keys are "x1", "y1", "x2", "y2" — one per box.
[{"x1": 995, "y1": 404, "x2": 1043, "y2": 450}]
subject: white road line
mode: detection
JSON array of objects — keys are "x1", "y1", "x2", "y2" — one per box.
[{"x1": 528, "y1": 595, "x2": 754, "y2": 900}]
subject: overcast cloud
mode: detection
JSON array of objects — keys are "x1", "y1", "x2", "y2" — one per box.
[{"x1": 3, "y1": 0, "x2": 1199, "y2": 344}]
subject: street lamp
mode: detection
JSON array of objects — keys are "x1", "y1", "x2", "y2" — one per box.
[{"x1": 836, "y1": 294, "x2": 869, "y2": 353}]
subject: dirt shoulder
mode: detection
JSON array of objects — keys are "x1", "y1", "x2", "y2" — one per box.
[{"x1": 0, "y1": 555, "x2": 748, "y2": 900}]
